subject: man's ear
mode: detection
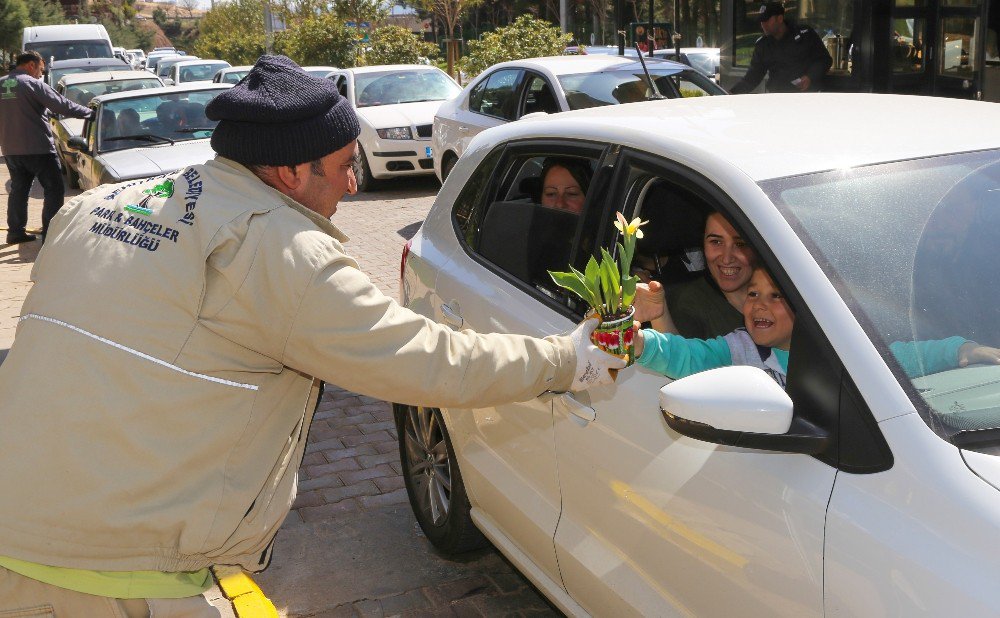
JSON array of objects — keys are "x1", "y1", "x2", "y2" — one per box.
[{"x1": 275, "y1": 163, "x2": 307, "y2": 191}]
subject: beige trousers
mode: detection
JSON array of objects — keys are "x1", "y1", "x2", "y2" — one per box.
[{"x1": 0, "y1": 566, "x2": 222, "y2": 618}]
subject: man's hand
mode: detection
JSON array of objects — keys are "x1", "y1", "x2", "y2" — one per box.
[
  {"x1": 795, "y1": 75, "x2": 811, "y2": 91},
  {"x1": 958, "y1": 342, "x2": 1000, "y2": 367},
  {"x1": 568, "y1": 318, "x2": 627, "y2": 391},
  {"x1": 633, "y1": 281, "x2": 665, "y2": 323}
]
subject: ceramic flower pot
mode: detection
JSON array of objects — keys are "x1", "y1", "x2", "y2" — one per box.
[{"x1": 592, "y1": 306, "x2": 635, "y2": 367}]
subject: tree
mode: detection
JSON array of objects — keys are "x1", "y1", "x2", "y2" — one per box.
[
  {"x1": 195, "y1": 0, "x2": 271, "y2": 64},
  {"x1": 0, "y1": 0, "x2": 28, "y2": 60},
  {"x1": 179, "y1": 0, "x2": 199, "y2": 19},
  {"x1": 460, "y1": 14, "x2": 570, "y2": 78},
  {"x1": 363, "y1": 24, "x2": 438, "y2": 66},
  {"x1": 152, "y1": 6, "x2": 168, "y2": 26},
  {"x1": 24, "y1": 0, "x2": 63, "y2": 26},
  {"x1": 332, "y1": 0, "x2": 387, "y2": 27},
  {"x1": 281, "y1": 11, "x2": 357, "y2": 67},
  {"x1": 415, "y1": 0, "x2": 485, "y2": 78}
]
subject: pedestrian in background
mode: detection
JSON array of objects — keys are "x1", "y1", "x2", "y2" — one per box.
[
  {"x1": 0, "y1": 50, "x2": 92, "y2": 245},
  {"x1": 0, "y1": 55, "x2": 623, "y2": 617},
  {"x1": 730, "y1": 2, "x2": 832, "y2": 94}
]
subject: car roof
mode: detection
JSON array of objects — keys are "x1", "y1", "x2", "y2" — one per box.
[
  {"x1": 173, "y1": 59, "x2": 229, "y2": 67},
  {"x1": 91, "y1": 82, "x2": 233, "y2": 104},
  {"x1": 493, "y1": 93, "x2": 1000, "y2": 181},
  {"x1": 483, "y1": 54, "x2": 689, "y2": 76},
  {"x1": 219, "y1": 65, "x2": 253, "y2": 72},
  {"x1": 50, "y1": 58, "x2": 129, "y2": 69},
  {"x1": 59, "y1": 70, "x2": 160, "y2": 86},
  {"x1": 343, "y1": 64, "x2": 441, "y2": 75}
]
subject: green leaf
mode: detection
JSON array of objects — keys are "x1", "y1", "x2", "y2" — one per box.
[
  {"x1": 570, "y1": 264, "x2": 601, "y2": 310},
  {"x1": 549, "y1": 270, "x2": 590, "y2": 302},
  {"x1": 600, "y1": 248, "x2": 622, "y2": 314},
  {"x1": 621, "y1": 274, "x2": 638, "y2": 308}
]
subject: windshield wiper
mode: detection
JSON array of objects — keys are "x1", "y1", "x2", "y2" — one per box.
[
  {"x1": 105, "y1": 134, "x2": 175, "y2": 145},
  {"x1": 633, "y1": 43, "x2": 667, "y2": 100},
  {"x1": 175, "y1": 127, "x2": 215, "y2": 134},
  {"x1": 951, "y1": 427, "x2": 1000, "y2": 449}
]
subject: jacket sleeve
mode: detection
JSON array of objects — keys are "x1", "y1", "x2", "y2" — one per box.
[
  {"x1": 889, "y1": 336, "x2": 967, "y2": 378},
  {"x1": 279, "y1": 257, "x2": 576, "y2": 408},
  {"x1": 804, "y1": 28, "x2": 833, "y2": 87},
  {"x1": 730, "y1": 40, "x2": 767, "y2": 94},
  {"x1": 28, "y1": 80, "x2": 92, "y2": 119},
  {"x1": 637, "y1": 329, "x2": 732, "y2": 379}
]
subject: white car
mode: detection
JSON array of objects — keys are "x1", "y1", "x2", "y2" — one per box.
[
  {"x1": 53, "y1": 70, "x2": 165, "y2": 188},
  {"x1": 213, "y1": 65, "x2": 253, "y2": 84},
  {"x1": 168, "y1": 59, "x2": 231, "y2": 86},
  {"x1": 301, "y1": 65, "x2": 338, "y2": 78},
  {"x1": 65, "y1": 83, "x2": 232, "y2": 189},
  {"x1": 326, "y1": 65, "x2": 461, "y2": 191},
  {"x1": 397, "y1": 94, "x2": 1000, "y2": 616},
  {"x1": 127, "y1": 48, "x2": 146, "y2": 69},
  {"x1": 432, "y1": 55, "x2": 726, "y2": 181}
]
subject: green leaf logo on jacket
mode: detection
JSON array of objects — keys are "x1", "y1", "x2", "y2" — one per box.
[
  {"x1": 1, "y1": 79, "x2": 17, "y2": 100},
  {"x1": 143, "y1": 179, "x2": 175, "y2": 199}
]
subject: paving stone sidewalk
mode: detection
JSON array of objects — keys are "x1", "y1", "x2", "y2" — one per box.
[{"x1": 0, "y1": 167, "x2": 557, "y2": 617}]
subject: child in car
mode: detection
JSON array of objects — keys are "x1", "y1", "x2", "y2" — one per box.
[{"x1": 634, "y1": 267, "x2": 1000, "y2": 387}]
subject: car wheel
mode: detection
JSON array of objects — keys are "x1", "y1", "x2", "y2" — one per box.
[
  {"x1": 395, "y1": 403, "x2": 487, "y2": 554},
  {"x1": 353, "y1": 144, "x2": 378, "y2": 192},
  {"x1": 441, "y1": 153, "x2": 458, "y2": 183}
]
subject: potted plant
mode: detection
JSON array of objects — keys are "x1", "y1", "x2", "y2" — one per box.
[{"x1": 549, "y1": 212, "x2": 647, "y2": 367}]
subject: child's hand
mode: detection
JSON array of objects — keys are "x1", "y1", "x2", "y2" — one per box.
[
  {"x1": 633, "y1": 281, "x2": 665, "y2": 323},
  {"x1": 958, "y1": 342, "x2": 1000, "y2": 367}
]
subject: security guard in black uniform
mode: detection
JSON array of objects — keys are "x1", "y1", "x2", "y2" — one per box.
[{"x1": 731, "y1": 2, "x2": 832, "y2": 94}]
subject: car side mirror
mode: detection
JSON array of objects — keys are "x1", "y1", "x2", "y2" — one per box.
[
  {"x1": 67, "y1": 135, "x2": 89, "y2": 153},
  {"x1": 658, "y1": 366, "x2": 829, "y2": 454},
  {"x1": 163, "y1": 78, "x2": 174, "y2": 86}
]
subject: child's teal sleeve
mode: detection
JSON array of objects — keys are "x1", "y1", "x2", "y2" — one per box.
[
  {"x1": 889, "y1": 337, "x2": 968, "y2": 378},
  {"x1": 637, "y1": 329, "x2": 733, "y2": 379}
]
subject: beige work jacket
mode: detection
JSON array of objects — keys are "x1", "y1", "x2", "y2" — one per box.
[{"x1": 0, "y1": 157, "x2": 573, "y2": 573}]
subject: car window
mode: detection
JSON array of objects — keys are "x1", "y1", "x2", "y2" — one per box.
[
  {"x1": 454, "y1": 146, "x2": 605, "y2": 312},
  {"x1": 96, "y1": 89, "x2": 227, "y2": 152},
  {"x1": 521, "y1": 73, "x2": 560, "y2": 116},
  {"x1": 558, "y1": 67, "x2": 723, "y2": 108},
  {"x1": 353, "y1": 69, "x2": 460, "y2": 108},
  {"x1": 763, "y1": 150, "x2": 1000, "y2": 448},
  {"x1": 470, "y1": 69, "x2": 522, "y2": 120},
  {"x1": 179, "y1": 63, "x2": 228, "y2": 82},
  {"x1": 220, "y1": 70, "x2": 249, "y2": 84},
  {"x1": 65, "y1": 79, "x2": 161, "y2": 104}
]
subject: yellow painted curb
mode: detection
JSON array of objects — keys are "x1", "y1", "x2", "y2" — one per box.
[{"x1": 213, "y1": 569, "x2": 279, "y2": 618}]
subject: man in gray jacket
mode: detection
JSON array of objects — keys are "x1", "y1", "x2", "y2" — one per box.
[{"x1": 0, "y1": 51, "x2": 92, "y2": 244}]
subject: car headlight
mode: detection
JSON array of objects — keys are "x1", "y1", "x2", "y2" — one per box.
[{"x1": 377, "y1": 127, "x2": 412, "y2": 140}]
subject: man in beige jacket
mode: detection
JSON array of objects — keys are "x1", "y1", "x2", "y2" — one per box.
[{"x1": 0, "y1": 55, "x2": 624, "y2": 616}]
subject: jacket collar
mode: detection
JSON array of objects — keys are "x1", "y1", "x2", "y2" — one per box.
[{"x1": 209, "y1": 156, "x2": 350, "y2": 244}]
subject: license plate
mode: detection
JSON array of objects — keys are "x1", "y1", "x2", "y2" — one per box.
[{"x1": 425, "y1": 147, "x2": 433, "y2": 158}]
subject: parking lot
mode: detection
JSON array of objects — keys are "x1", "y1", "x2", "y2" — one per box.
[{"x1": 0, "y1": 168, "x2": 555, "y2": 617}]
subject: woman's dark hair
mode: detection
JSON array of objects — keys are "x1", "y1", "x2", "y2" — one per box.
[{"x1": 540, "y1": 156, "x2": 593, "y2": 196}]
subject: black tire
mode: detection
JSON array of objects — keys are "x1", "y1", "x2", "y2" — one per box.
[
  {"x1": 440, "y1": 153, "x2": 458, "y2": 183},
  {"x1": 353, "y1": 144, "x2": 378, "y2": 192},
  {"x1": 395, "y1": 403, "x2": 488, "y2": 554}
]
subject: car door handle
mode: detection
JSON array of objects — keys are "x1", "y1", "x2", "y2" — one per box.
[
  {"x1": 542, "y1": 392, "x2": 596, "y2": 423},
  {"x1": 458, "y1": 125, "x2": 469, "y2": 132},
  {"x1": 440, "y1": 302, "x2": 463, "y2": 328}
]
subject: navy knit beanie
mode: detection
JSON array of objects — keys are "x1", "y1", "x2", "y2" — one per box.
[{"x1": 206, "y1": 55, "x2": 360, "y2": 167}]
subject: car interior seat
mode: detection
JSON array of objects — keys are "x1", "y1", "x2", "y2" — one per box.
[
  {"x1": 116, "y1": 108, "x2": 141, "y2": 136},
  {"x1": 478, "y1": 200, "x2": 579, "y2": 288},
  {"x1": 635, "y1": 180, "x2": 710, "y2": 291},
  {"x1": 100, "y1": 109, "x2": 118, "y2": 140},
  {"x1": 524, "y1": 85, "x2": 558, "y2": 115}
]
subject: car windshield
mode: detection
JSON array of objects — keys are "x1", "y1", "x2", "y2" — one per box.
[
  {"x1": 65, "y1": 79, "x2": 162, "y2": 105},
  {"x1": 26, "y1": 40, "x2": 112, "y2": 61},
  {"x1": 97, "y1": 89, "x2": 226, "y2": 153},
  {"x1": 354, "y1": 70, "x2": 460, "y2": 108},
  {"x1": 219, "y1": 70, "x2": 250, "y2": 84},
  {"x1": 684, "y1": 52, "x2": 719, "y2": 76},
  {"x1": 177, "y1": 63, "x2": 228, "y2": 82},
  {"x1": 558, "y1": 68, "x2": 722, "y2": 108},
  {"x1": 762, "y1": 150, "x2": 1000, "y2": 449}
]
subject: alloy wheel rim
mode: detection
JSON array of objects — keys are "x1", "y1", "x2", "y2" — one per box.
[{"x1": 403, "y1": 406, "x2": 452, "y2": 525}]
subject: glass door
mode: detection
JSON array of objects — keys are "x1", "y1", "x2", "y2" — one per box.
[
  {"x1": 889, "y1": 0, "x2": 933, "y2": 93},
  {"x1": 935, "y1": 5, "x2": 982, "y2": 96}
]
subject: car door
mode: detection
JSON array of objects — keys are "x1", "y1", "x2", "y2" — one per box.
[
  {"x1": 447, "y1": 68, "x2": 523, "y2": 161},
  {"x1": 552, "y1": 151, "x2": 835, "y2": 616},
  {"x1": 430, "y1": 141, "x2": 610, "y2": 588},
  {"x1": 75, "y1": 113, "x2": 100, "y2": 189}
]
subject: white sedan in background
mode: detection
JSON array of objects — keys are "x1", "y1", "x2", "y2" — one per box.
[
  {"x1": 213, "y1": 65, "x2": 252, "y2": 84},
  {"x1": 432, "y1": 54, "x2": 725, "y2": 181},
  {"x1": 398, "y1": 94, "x2": 1000, "y2": 616},
  {"x1": 326, "y1": 65, "x2": 461, "y2": 191},
  {"x1": 167, "y1": 59, "x2": 231, "y2": 86}
]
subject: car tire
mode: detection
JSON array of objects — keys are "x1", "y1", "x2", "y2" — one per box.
[
  {"x1": 394, "y1": 403, "x2": 488, "y2": 554},
  {"x1": 440, "y1": 153, "x2": 458, "y2": 183},
  {"x1": 353, "y1": 144, "x2": 378, "y2": 192}
]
